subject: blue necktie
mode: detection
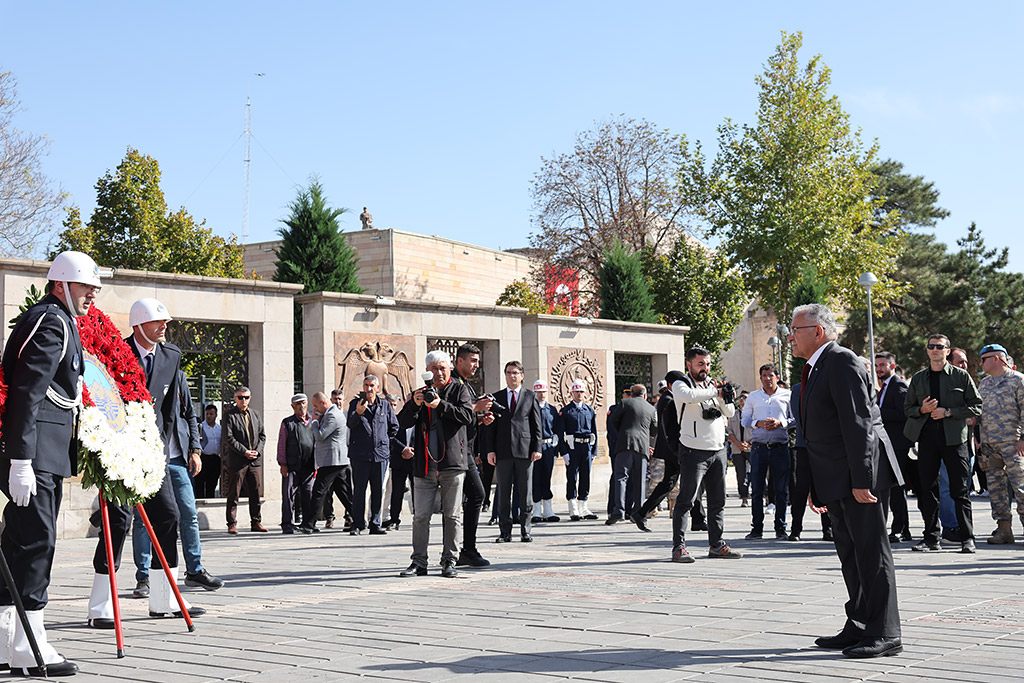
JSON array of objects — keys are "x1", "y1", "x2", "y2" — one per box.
[{"x1": 145, "y1": 354, "x2": 153, "y2": 378}]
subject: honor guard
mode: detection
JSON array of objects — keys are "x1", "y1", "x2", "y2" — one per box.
[
  {"x1": 530, "y1": 381, "x2": 562, "y2": 523},
  {"x1": 0, "y1": 251, "x2": 103, "y2": 677},
  {"x1": 559, "y1": 381, "x2": 598, "y2": 520}
]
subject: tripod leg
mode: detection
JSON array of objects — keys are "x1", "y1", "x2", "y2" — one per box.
[
  {"x1": 98, "y1": 497, "x2": 126, "y2": 657},
  {"x1": 134, "y1": 504, "x2": 194, "y2": 632},
  {"x1": 0, "y1": 549, "x2": 46, "y2": 676}
]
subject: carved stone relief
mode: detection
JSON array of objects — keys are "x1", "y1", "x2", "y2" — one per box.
[{"x1": 334, "y1": 333, "x2": 416, "y2": 407}]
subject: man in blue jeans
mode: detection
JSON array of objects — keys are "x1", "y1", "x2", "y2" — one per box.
[
  {"x1": 131, "y1": 368, "x2": 224, "y2": 598},
  {"x1": 742, "y1": 364, "x2": 794, "y2": 540}
]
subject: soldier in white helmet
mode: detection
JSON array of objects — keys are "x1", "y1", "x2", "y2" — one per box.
[
  {"x1": 559, "y1": 381, "x2": 598, "y2": 521},
  {"x1": 88, "y1": 297, "x2": 208, "y2": 629},
  {"x1": 0, "y1": 250, "x2": 103, "y2": 676}
]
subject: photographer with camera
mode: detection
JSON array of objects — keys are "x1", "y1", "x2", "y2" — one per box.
[
  {"x1": 396, "y1": 350, "x2": 476, "y2": 578},
  {"x1": 670, "y1": 346, "x2": 742, "y2": 562},
  {"x1": 741, "y1": 364, "x2": 794, "y2": 540}
]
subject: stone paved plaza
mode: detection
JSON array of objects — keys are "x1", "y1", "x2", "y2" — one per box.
[{"x1": 38, "y1": 494, "x2": 1024, "y2": 682}]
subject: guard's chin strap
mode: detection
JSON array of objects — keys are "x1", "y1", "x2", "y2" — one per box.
[
  {"x1": 136, "y1": 325, "x2": 158, "y2": 348},
  {"x1": 61, "y1": 280, "x2": 83, "y2": 317}
]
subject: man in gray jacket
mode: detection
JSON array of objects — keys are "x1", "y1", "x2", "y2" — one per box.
[
  {"x1": 302, "y1": 391, "x2": 353, "y2": 534},
  {"x1": 607, "y1": 384, "x2": 658, "y2": 524}
]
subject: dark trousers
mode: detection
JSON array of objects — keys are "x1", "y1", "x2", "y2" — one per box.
[
  {"x1": 827, "y1": 493, "x2": 901, "y2": 638},
  {"x1": 496, "y1": 457, "x2": 533, "y2": 537},
  {"x1": 887, "y1": 445, "x2": 911, "y2": 536},
  {"x1": 462, "y1": 459, "x2": 485, "y2": 553},
  {"x1": 389, "y1": 457, "x2": 415, "y2": 523},
  {"x1": 351, "y1": 459, "x2": 388, "y2": 529},
  {"x1": 565, "y1": 451, "x2": 592, "y2": 501},
  {"x1": 532, "y1": 446, "x2": 556, "y2": 502},
  {"x1": 638, "y1": 454, "x2": 680, "y2": 518},
  {"x1": 225, "y1": 462, "x2": 263, "y2": 526},
  {"x1": 282, "y1": 464, "x2": 315, "y2": 530},
  {"x1": 191, "y1": 453, "x2": 221, "y2": 498},
  {"x1": 308, "y1": 464, "x2": 352, "y2": 528},
  {"x1": 0, "y1": 470, "x2": 62, "y2": 611},
  {"x1": 750, "y1": 443, "x2": 790, "y2": 532},
  {"x1": 790, "y1": 447, "x2": 831, "y2": 536},
  {"x1": 732, "y1": 450, "x2": 750, "y2": 499},
  {"x1": 916, "y1": 431, "x2": 973, "y2": 543},
  {"x1": 479, "y1": 458, "x2": 495, "y2": 509},
  {"x1": 94, "y1": 470, "x2": 179, "y2": 573},
  {"x1": 610, "y1": 450, "x2": 647, "y2": 518},
  {"x1": 672, "y1": 446, "x2": 727, "y2": 548}
]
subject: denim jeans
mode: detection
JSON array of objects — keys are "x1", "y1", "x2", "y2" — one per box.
[
  {"x1": 134, "y1": 456, "x2": 202, "y2": 580},
  {"x1": 749, "y1": 443, "x2": 790, "y2": 533}
]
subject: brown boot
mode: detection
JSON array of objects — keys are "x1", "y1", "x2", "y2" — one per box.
[{"x1": 987, "y1": 519, "x2": 1014, "y2": 544}]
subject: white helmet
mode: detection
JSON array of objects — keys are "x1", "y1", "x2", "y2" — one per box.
[
  {"x1": 47, "y1": 251, "x2": 102, "y2": 287},
  {"x1": 533, "y1": 380, "x2": 548, "y2": 391},
  {"x1": 129, "y1": 298, "x2": 172, "y2": 327},
  {"x1": 571, "y1": 381, "x2": 586, "y2": 392}
]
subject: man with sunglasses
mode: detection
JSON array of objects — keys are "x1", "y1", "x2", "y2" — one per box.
[
  {"x1": 903, "y1": 335, "x2": 982, "y2": 553},
  {"x1": 224, "y1": 386, "x2": 267, "y2": 533},
  {"x1": 975, "y1": 343, "x2": 1024, "y2": 544}
]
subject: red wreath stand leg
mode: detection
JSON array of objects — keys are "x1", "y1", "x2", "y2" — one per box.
[{"x1": 98, "y1": 498, "x2": 195, "y2": 657}]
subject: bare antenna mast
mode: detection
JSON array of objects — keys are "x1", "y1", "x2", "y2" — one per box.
[{"x1": 243, "y1": 96, "x2": 252, "y2": 244}]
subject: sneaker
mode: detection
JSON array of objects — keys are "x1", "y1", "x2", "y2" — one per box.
[
  {"x1": 132, "y1": 579, "x2": 150, "y2": 599},
  {"x1": 941, "y1": 527, "x2": 962, "y2": 544},
  {"x1": 671, "y1": 545, "x2": 695, "y2": 563},
  {"x1": 961, "y1": 538, "x2": 976, "y2": 554},
  {"x1": 740, "y1": 498, "x2": 749, "y2": 508},
  {"x1": 708, "y1": 543, "x2": 742, "y2": 558},
  {"x1": 456, "y1": 550, "x2": 491, "y2": 567},
  {"x1": 399, "y1": 563, "x2": 427, "y2": 577},
  {"x1": 184, "y1": 569, "x2": 225, "y2": 591},
  {"x1": 745, "y1": 530, "x2": 763, "y2": 540},
  {"x1": 912, "y1": 540, "x2": 941, "y2": 552},
  {"x1": 766, "y1": 503, "x2": 776, "y2": 514},
  {"x1": 775, "y1": 529, "x2": 788, "y2": 540}
]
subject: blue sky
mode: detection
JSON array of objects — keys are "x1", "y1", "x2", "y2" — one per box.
[{"x1": 3, "y1": 2, "x2": 1022, "y2": 271}]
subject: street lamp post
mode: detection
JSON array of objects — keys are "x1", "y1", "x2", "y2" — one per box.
[
  {"x1": 767, "y1": 336, "x2": 779, "y2": 372},
  {"x1": 859, "y1": 272, "x2": 879, "y2": 390}
]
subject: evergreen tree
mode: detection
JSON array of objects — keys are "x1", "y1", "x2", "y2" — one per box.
[
  {"x1": 596, "y1": 242, "x2": 657, "y2": 323},
  {"x1": 788, "y1": 264, "x2": 828, "y2": 383}
]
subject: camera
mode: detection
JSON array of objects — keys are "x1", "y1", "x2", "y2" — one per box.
[
  {"x1": 421, "y1": 372, "x2": 438, "y2": 403},
  {"x1": 701, "y1": 403, "x2": 723, "y2": 420},
  {"x1": 478, "y1": 393, "x2": 508, "y2": 417},
  {"x1": 719, "y1": 381, "x2": 736, "y2": 405}
]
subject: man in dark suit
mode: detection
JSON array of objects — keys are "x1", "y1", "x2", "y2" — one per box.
[
  {"x1": 607, "y1": 384, "x2": 658, "y2": 524},
  {"x1": 875, "y1": 352, "x2": 915, "y2": 543},
  {"x1": 91, "y1": 297, "x2": 207, "y2": 627},
  {"x1": 483, "y1": 360, "x2": 542, "y2": 542},
  {"x1": 0, "y1": 251, "x2": 100, "y2": 676},
  {"x1": 789, "y1": 303, "x2": 903, "y2": 659},
  {"x1": 632, "y1": 372, "x2": 685, "y2": 531},
  {"x1": 223, "y1": 385, "x2": 268, "y2": 533}
]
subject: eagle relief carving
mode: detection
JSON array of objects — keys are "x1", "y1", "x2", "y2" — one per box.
[{"x1": 337, "y1": 341, "x2": 414, "y2": 399}]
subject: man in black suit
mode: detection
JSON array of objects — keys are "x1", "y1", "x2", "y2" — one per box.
[
  {"x1": 875, "y1": 352, "x2": 915, "y2": 543},
  {"x1": 607, "y1": 384, "x2": 658, "y2": 524},
  {"x1": 90, "y1": 297, "x2": 207, "y2": 626},
  {"x1": 483, "y1": 361, "x2": 542, "y2": 542},
  {"x1": 0, "y1": 251, "x2": 100, "y2": 677},
  {"x1": 789, "y1": 303, "x2": 903, "y2": 659},
  {"x1": 223, "y1": 385, "x2": 268, "y2": 533},
  {"x1": 632, "y1": 372, "x2": 685, "y2": 531}
]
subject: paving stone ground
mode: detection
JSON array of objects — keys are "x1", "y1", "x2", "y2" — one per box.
[{"x1": 38, "y1": 494, "x2": 1024, "y2": 681}]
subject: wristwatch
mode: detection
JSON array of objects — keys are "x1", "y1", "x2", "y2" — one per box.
[{"x1": 944, "y1": 408, "x2": 951, "y2": 418}]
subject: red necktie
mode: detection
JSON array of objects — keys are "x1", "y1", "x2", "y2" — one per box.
[
  {"x1": 800, "y1": 363, "x2": 811, "y2": 404},
  {"x1": 877, "y1": 379, "x2": 885, "y2": 406},
  {"x1": 510, "y1": 390, "x2": 517, "y2": 412}
]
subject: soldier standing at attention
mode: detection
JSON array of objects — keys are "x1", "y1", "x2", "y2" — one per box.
[{"x1": 560, "y1": 382, "x2": 598, "y2": 521}]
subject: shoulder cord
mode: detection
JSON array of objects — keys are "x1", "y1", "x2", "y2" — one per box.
[{"x1": 18, "y1": 310, "x2": 83, "y2": 412}]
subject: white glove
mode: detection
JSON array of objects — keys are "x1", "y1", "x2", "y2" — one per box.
[
  {"x1": 563, "y1": 454, "x2": 570, "y2": 466},
  {"x1": 9, "y1": 460, "x2": 37, "y2": 507},
  {"x1": 566, "y1": 434, "x2": 575, "y2": 449}
]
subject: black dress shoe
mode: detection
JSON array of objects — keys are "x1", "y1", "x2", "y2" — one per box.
[
  {"x1": 185, "y1": 569, "x2": 225, "y2": 591},
  {"x1": 822, "y1": 529, "x2": 834, "y2": 542},
  {"x1": 350, "y1": 527, "x2": 363, "y2": 536},
  {"x1": 815, "y1": 622, "x2": 865, "y2": 649},
  {"x1": 531, "y1": 515, "x2": 543, "y2": 523},
  {"x1": 399, "y1": 563, "x2": 427, "y2": 577},
  {"x1": 605, "y1": 515, "x2": 622, "y2": 526},
  {"x1": 456, "y1": 550, "x2": 491, "y2": 567},
  {"x1": 843, "y1": 636, "x2": 903, "y2": 658},
  {"x1": 787, "y1": 533, "x2": 801, "y2": 541},
  {"x1": 14, "y1": 657, "x2": 79, "y2": 677},
  {"x1": 282, "y1": 526, "x2": 295, "y2": 535},
  {"x1": 899, "y1": 531, "x2": 913, "y2": 542},
  {"x1": 630, "y1": 513, "x2": 652, "y2": 532},
  {"x1": 150, "y1": 606, "x2": 207, "y2": 618},
  {"x1": 520, "y1": 533, "x2": 533, "y2": 542},
  {"x1": 495, "y1": 535, "x2": 512, "y2": 543},
  {"x1": 888, "y1": 532, "x2": 900, "y2": 543},
  {"x1": 912, "y1": 540, "x2": 941, "y2": 551},
  {"x1": 745, "y1": 530, "x2": 763, "y2": 540},
  {"x1": 88, "y1": 617, "x2": 116, "y2": 629},
  {"x1": 544, "y1": 515, "x2": 560, "y2": 522},
  {"x1": 691, "y1": 522, "x2": 709, "y2": 532},
  {"x1": 368, "y1": 526, "x2": 388, "y2": 535},
  {"x1": 775, "y1": 529, "x2": 788, "y2": 539},
  {"x1": 441, "y1": 562, "x2": 459, "y2": 578}
]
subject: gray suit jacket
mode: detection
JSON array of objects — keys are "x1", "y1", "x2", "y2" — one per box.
[
  {"x1": 312, "y1": 404, "x2": 349, "y2": 468},
  {"x1": 608, "y1": 396, "x2": 658, "y2": 455}
]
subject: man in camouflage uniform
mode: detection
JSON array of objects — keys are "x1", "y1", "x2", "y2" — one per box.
[{"x1": 976, "y1": 343, "x2": 1024, "y2": 544}]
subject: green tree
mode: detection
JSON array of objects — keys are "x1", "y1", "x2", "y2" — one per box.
[
  {"x1": 53, "y1": 147, "x2": 244, "y2": 277},
  {"x1": 870, "y1": 159, "x2": 950, "y2": 233},
  {"x1": 678, "y1": 31, "x2": 905, "y2": 368},
  {"x1": 0, "y1": 70, "x2": 67, "y2": 257},
  {"x1": 274, "y1": 179, "x2": 363, "y2": 384},
  {"x1": 788, "y1": 263, "x2": 828, "y2": 383},
  {"x1": 495, "y1": 279, "x2": 548, "y2": 314},
  {"x1": 596, "y1": 242, "x2": 657, "y2": 323},
  {"x1": 642, "y1": 236, "x2": 747, "y2": 360}
]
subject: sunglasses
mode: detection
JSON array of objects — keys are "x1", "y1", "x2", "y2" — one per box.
[
  {"x1": 235, "y1": 395, "x2": 252, "y2": 400},
  {"x1": 926, "y1": 344, "x2": 947, "y2": 350}
]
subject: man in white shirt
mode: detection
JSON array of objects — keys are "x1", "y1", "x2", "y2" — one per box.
[
  {"x1": 194, "y1": 404, "x2": 222, "y2": 499},
  {"x1": 741, "y1": 364, "x2": 794, "y2": 540}
]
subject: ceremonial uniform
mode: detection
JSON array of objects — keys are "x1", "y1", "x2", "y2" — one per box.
[
  {"x1": 532, "y1": 400, "x2": 561, "y2": 518},
  {"x1": 559, "y1": 400, "x2": 597, "y2": 516}
]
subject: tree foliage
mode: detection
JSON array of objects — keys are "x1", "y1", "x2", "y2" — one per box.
[
  {"x1": 870, "y1": 158, "x2": 950, "y2": 233},
  {"x1": 788, "y1": 263, "x2": 828, "y2": 383},
  {"x1": 529, "y1": 116, "x2": 689, "y2": 313},
  {"x1": 841, "y1": 224, "x2": 1024, "y2": 373},
  {"x1": 642, "y1": 236, "x2": 747, "y2": 359},
  {"x1": 495, "y1": 279, "x2": 548, "y2": 314},
  {"x1": 678, "y1": 31, "x2": 906, "y2": 366},
  {"x1": 0, "y1": 70, "x2": 67, "y2": 257},
  {"x1": 53, "y1": 147, "x2": 245, "y2": 277},
  {"x1": 596, "y1": 242, "x2": 657, "y2": 323}
]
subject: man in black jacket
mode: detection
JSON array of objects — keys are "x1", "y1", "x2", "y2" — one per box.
[
  {"x1": 452, "y1": 343, "x2": 493, "y2": 567},
  {"x1": 397, "y1": 350, "x2": 476, "y2": 578},
  {"x1": 278, "y1": 393, "x2": 315, "y2": 534},
  {"x1": 0, "y1": 251, "x2": 101, "y2": 677},
  {"x1": 875, "y1": 352, "x2": 914, "y2": 543},
  {"x1": 632, "y1": 372, "x2": 685, "y2": 531},
  {"x1": 483, "y1": 361, "x2": 543, "y2": 543},
  {"x1": 224, "y1": 385, "x2": 268, "y2": 533}
]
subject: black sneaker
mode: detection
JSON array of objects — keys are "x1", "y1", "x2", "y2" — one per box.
[
  {"x1": 456, "y1": 550, "x2": 491, "y2": 567},
  {"x1": 775, "y1": 529, "x2": 788, "y2": 540},
  {"x1": 745, "y1": 530, "x2": 763, "y2": 540},
  {"x1": 132, "y1": 579, "x2": 150, "y2": 599},
  {"x1": 185, "y1": 569, "x2": 225, "y2": 591},
  {"x1": 399, "y1": 563, "x2": 427, "y2": 577}
]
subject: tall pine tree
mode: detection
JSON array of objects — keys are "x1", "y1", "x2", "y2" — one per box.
[
  {"x1": 274, "y1": 179, "x2": 363, "y2": 384},
  {"x1": 597, "y1": 242, "x2": 658, "y2": 323}
]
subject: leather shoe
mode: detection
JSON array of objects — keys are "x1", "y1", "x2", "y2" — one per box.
[
  {"x1": 399, "y1": 563, "x2": 427, "y2": 577},
  {"x1": 251, "y1": 522, "x2": 268, "y2": 532},
  {"x1": 520, "y1": 533, "x2": 533, "y2": 542},
  {"x1": 888, "y1": 532, "x2": 901, "y2": 543},
  {"x1": 185, "y1": 569, "x2": 224, "y2": 591},
  {"x1": 605, "y1": 515, "x2": 622, "y2": 526},
  {"x1": 822, "y1": 528, "x2": 834, "y2": 542},
  {"x1": 843, "y1": 636, "x2": 903, "y2": 658},
  {"x1": 150, "y1": 606, "x2": 207, "y2": 618},
  {"x1": 912, "y1": 540, "x2": 941, "y2": 552},
  {"x1": 630, "y1": 513, "x2": 652, "y2": 532},
  {"x1": 441, "y1": 562, "x2": 459, "y2": 578},
  {"x1": 691, "y1": 521, "x2": 709, "y2": 531},
  {"x1": 495, "y1": 535, "x2": 512, "y2": 543},
  {"x1": 456, "y1": 550, "x2": 491, "y2": 567},
  {"x1": 227, "y1": 524, "x2": 238, "y2": 534},
  {"x1": 745, "y1": 530, "x2": 763, "y2": 540},
  {"x1": 13, "y1": 657, "x2": 79, "y2": 677},
  {"x1": 787, "y1": 533, "x2": 801, "y2": 541},
  {"x1": 544, "y1": 515, "x2": 560, "y2": 522},
  {"x1": 368, "y1": 525, "x2": 388, "y2": 535},
  {"x1": 282, "y1": 526, "x2": 295, "y2": 535},
  {"x1": 815, "y1": 622, "x2": 865, "y2": 649},
  {"x1": 88, "y1": 617, "x2": 116, "y2": 629}
]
